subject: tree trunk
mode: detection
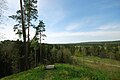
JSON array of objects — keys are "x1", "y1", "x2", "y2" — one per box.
[
  {"x1": 35, "y1": 49, "x2": 37, "y2": 67},
  {"x1": 27, "y1": 0, "x2": 31, "y2": 68},
  {"x1": 40, "y1": 32, "x2": 42, "y2": 64},
  {"x1": 27, "y1": 0, "x2": 30, "y2": 43},
  {"x1": 20, "y1": 0, "x2": 28, "y2": 70}
]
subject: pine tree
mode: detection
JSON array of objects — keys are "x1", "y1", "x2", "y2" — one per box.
[
  {"x1": 9, "y1": 0, "x2": 38, "y2": 69},
  {"x1": 34, "y1": 20, "x2": 46, "y2": 64}
]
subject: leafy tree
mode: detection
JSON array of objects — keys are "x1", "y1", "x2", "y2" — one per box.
[
  {"x1": 62, "y1": 48, "x2": 71, "y2": 63},
  {"x1": 30, "y1": 37, "x2": 39, "y2": 66},
  {"x1": 74, "y1": 46, "x2": 82, "y2": 57},
  {"x1": 0, "y1": 40, "x2": 21, "y2": 77},
  {"x1": 56, "y1": 49, "x2": 62, "y2": 63},
  {"x1": 50, "y1": 46, "x2": 58, "y2": 63}
]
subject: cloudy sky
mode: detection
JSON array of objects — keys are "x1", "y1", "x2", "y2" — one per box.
[{"x1": 0, "y1": 0, "x2": 120, "y2": 43}]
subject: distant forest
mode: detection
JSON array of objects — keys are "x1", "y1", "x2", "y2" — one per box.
[{"x1": 0, "y1": 40, "x2": 120, "y2": 78}]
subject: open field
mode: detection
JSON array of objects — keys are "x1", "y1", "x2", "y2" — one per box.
[{"x1": 73, "y1": 56, "x2": 120, "y2": 67}]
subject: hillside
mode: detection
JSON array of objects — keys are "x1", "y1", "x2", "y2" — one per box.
[
  {"x1": 0, "y1": 63, "x2": 120, "y2": 80},
  {"x1": 0, "y1": 41, "x2": 120, "y2": 80}
]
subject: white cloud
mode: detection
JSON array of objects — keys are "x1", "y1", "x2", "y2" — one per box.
[
  {"x1": 45, "y1": 30, "x2": 120, "y2": 43},
  {"x1": 0, "y1": 26, "x2": 5, "y2": 29},
  {"x1": 6, "y1": 0, "x2": 19, "y2": 15},
  {"x1": 6, "y1": 0, "x2": 19, "y2": 10},
  {"x1": 65, "y1": 16, "x2": 102, "y2": 31},
  {"x1": 66, "y1": 23, "x2": 82, "y2": 31},
  {"x1": 0, "y1": 25, "x2": 17, "y2": 41},
  {"x1": 47, "y1": 31, "x2": 120, "y2": 37},
  {"x1": 37, "y1": 17, "x2": 120, "y2": 43},
  {"x1": 98, "y1": 23, "x2": 120, "y2": 31}
]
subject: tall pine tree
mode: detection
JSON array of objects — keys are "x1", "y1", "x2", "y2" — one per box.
[
  {"x1": 34, "y1": 20, "x2": 46, "y2": 63},
  {"x1": 9, "y1": 0, "x2": 38, "y2": 69}
]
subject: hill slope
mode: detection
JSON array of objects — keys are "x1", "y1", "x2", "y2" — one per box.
[{"x1": 1, "y1": 63, "x2": 119, "y2": 80}]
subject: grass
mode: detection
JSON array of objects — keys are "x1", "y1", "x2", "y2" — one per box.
[
  {"x1": 84, "y1": 56, "x2": 120, "y2": 66},
  {"x1": 71, "y1": 56, "x2": 120, "y2": 80},
  {"x1": 73, "y1": 56, "x2": 120, "y2": 67},
  {"x1": 1, "y1": 63, "x2": 119, "y2": 80},
  {"x1": 1, "y1": 56, "x2": 120, "y2": 80}
]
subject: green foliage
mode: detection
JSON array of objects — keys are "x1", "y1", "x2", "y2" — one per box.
[
  {"x1": 50, "y1": 47, "x2": 58, "y2": 63},
  {"x1": 62, "y1": 48, "x2": 71, "y2": 63},
  {"x1": 0, "y1": 40, "x2": 120, "y2": 78},
  {"x1": 1, "y1": 64, "x2": 118, "y2": 80},
  {"x1": 33, "y1": 20, "x2": 46, "y2": 40},
  {"x1": 0, "y1": 40, "x2": 23, "y2": 78},
  {"x1": 74, "y1": 47, "x2": 83, "y2": 57},
  {"x1": 9, "y1": 0, "x2": 38, "y2": 38},
  {"x1": 50, "y1": 46, "x2": 72, "y2": 63},
  {"x1": 30, "y1": 37, "x2": 39, "y2": 50}
]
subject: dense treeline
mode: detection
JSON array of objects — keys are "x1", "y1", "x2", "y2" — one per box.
[{"x1": 0, "y1": 40, "x2": 120, "y2": 78}]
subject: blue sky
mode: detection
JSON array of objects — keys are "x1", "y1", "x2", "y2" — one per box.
[{"x1": 0, "y1": 0, "x2": 120, "y2": 43}]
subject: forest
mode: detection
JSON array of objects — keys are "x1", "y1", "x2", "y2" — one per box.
[{"x1": 0, "y1": 40, "x2": 120, "y2": 78}]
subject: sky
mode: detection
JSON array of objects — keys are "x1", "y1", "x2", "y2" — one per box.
[{"x1": 0, "y1": 0, "x2": 120, "y2": 43}]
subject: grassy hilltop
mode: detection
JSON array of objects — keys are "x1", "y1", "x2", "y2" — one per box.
[{"x1": 1, "y1": 56, "x2": 120, "y2": 80}]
